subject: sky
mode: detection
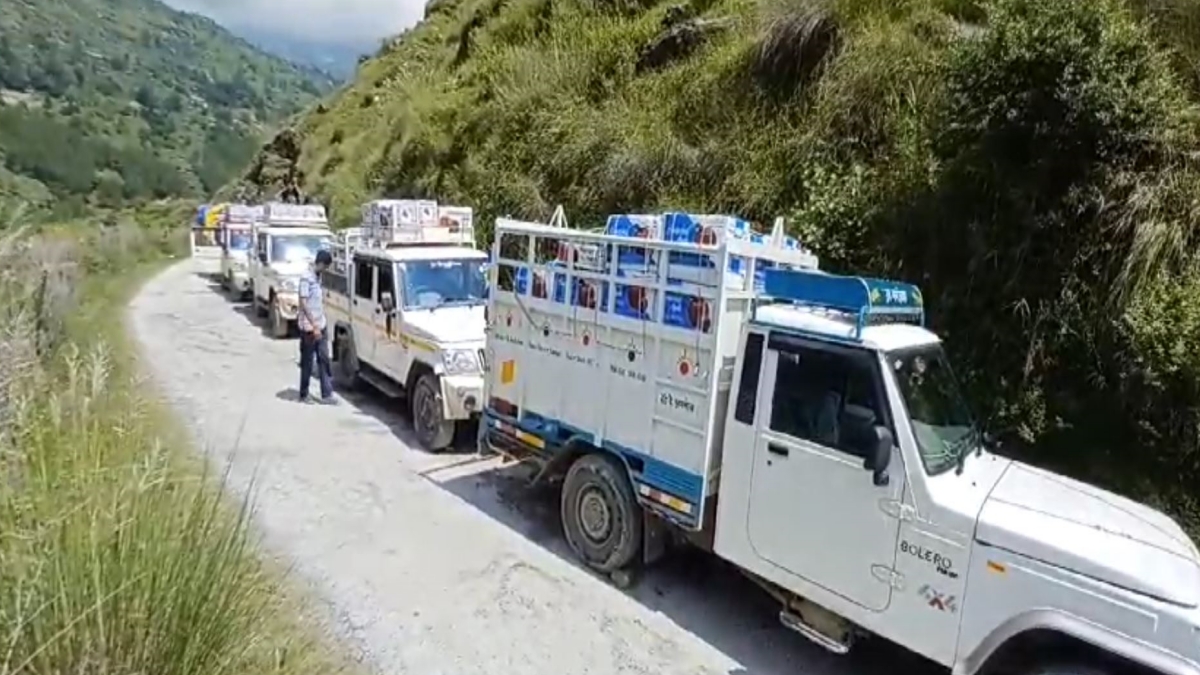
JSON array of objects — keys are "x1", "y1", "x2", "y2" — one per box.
[{"x1": 163, "y1": 0, "x2": 425, "y2": 47}]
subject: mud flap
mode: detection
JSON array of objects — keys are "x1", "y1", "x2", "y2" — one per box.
[{"x1": 642, "y1": 509, "x2": 670, "y2": 566}]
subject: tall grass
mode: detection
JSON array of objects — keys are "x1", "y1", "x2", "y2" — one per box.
[{"x1": 0, "y1": 202, "x2": 351, "y2": 675}]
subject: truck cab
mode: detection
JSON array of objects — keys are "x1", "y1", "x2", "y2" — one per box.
[
  {"x1": 482, "y1": 210, "x2": 1200, "y2": 675},
  {"x1": 219, "y1": 203, "x2": 263, "y2": 300},
  {"x1": 324, "y1": 200, "x2": 487, "y2": 451},
  {"x1": 249, "y1": 202, "x2": 333, "y2": 338}
]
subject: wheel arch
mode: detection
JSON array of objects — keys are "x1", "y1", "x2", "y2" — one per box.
[
  {"x1": 404, "y1": 358, "x2": 437, "y2": 393},
  {"x1": 960, "y1": 610, "x2": 1190, "y2": 675}
]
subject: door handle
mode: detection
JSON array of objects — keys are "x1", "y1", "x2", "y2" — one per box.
[{"x1": 767, "y1": 443, "x2": 789, "y2": 457}]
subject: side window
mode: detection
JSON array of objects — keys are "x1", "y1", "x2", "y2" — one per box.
[
  {"x1": 734, "y1": 332, "x2": 765, "y2": 425},
  {"x1": 354, "y1": 261, "x2": 374, "y2": 300},
  {"x1": 768, "y1": 343, "x2": 887, "y2": 458},
  {"x1": 377, "y1": 263, "x2": 395, "y2": 302},
  {"x1": 320, "y1": 270, "x2": 347, "y2": 296}
]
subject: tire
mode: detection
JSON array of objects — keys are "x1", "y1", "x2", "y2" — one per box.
[
  {"x1": 560, "y1": 453, "x2": 643, "y2": 574},
  {"x1": 268, "y1": 297, "x2": 288, "y2": 339},
  {"x1": 411, "y1": 373, "x2": 455, "y2": 452},
  {"x1": 333, "y1": 335, "x2": 360, "y2": 390}
]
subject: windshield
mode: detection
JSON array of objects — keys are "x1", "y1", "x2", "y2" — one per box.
[
  {"x1": 890, "y1": 345, "x2": 979, "y2": 475},
  {"x1": 227, "y1": 232, "x2": 252, "y2": 251},
  {"x1": 270, "y1": 234, "x2": 330, "y2": 263},
  {"x1": 401, "y1": 258, "x2": 487, "y2": 309}
]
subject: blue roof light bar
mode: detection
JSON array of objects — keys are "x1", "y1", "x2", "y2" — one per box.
[{"x1": 760, "y1": 268, "x2": 925, "y2": 341}]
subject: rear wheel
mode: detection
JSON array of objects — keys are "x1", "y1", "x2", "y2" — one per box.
[
  {"x1": 561, "y1": 453, "x2": 642, "y2": 574},
  {"x1": 411, "y1": 373, "x2": 454, "y2": 452},
  {"x1": 333, "y1": 335, "x2": 361, "y2": 390}
]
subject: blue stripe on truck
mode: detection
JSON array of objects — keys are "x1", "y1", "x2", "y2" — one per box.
[{"x1": 484, "y1": 408, "x2": 705, "y2": 517}]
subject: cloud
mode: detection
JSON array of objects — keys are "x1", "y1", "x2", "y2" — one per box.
[{"x1": 164, "y1": 0, "x2": 425, "y2": 45}]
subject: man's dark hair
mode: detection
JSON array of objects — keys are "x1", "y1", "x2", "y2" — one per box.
[{"x1": 315, "y1": 250, "x2": 333, "y2": 266}]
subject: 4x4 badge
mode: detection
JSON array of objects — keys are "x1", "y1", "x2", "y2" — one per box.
[{"x1": 919, "y1": 585, "x2": 958, "y2": 613}]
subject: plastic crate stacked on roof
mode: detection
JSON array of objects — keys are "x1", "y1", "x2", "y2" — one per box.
[
  {"x1": 600, "y1": 212, "x2": 816, "y2": 330},
  {"x1": 359, "y1": 199, "x2": 475, "y2": 248},
  {"x1": 513, "y1": 211, "x2": 817, "y2": 332}
]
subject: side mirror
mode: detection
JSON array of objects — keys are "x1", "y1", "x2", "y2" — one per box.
[
  {"x1": 863, "y1": 425, "x2": 893, "y2": 487},
  {"x1": 983, "y1": 431, "x2": 1001, "y2": 451},
  {"x1": 258, "y1": 252, "x2": 267, "y2": 264},
  {"x1": 380, "y1": 292, "x2": 396, "y2": 312}
]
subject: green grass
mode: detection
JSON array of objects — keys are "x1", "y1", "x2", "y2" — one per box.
[{"x1": 0, "y1": 201, "x2": 356, "y2": 675}]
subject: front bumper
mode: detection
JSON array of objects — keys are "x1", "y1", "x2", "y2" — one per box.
[
  {"x1": 274, "y1": 291, "x2": 299, "y2": 321},
  {"x1": 440, "y1": 374, "x2": 484, "y2": 421}
]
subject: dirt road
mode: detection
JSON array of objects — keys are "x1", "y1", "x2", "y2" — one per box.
[{"x1": 129, "y1": 258, "x2": 938, "y2": 675}]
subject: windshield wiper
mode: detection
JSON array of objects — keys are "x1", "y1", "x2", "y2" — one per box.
[{"x1": 951, "y1": 429, "x2": 978, "y2": 475}]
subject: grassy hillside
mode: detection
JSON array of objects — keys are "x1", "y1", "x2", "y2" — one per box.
[
  {"x1": 0, "y1": 0, "x2": 334, "y2": 214},
  {"x1": 236, "y1": 0, "x2": 1200, "y2": 534}
]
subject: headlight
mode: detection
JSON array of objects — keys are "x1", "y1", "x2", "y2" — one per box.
[
  {"x1": 279, "y1": 278, "x2": 298, "y2": 292},
  {"x1": 442, "y1": 349, "x2": 478, "y2": 375}
]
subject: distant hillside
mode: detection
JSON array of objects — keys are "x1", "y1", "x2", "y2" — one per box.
[
  {"x1": 0, "y1": 0, "x2": 335, "y2": 213},
  {"x1": 232, "y1": 27, "x2": 368, "y2": 80}
]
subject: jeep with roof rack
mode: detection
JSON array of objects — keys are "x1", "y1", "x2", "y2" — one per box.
[
  {"x1": 480, "y1": 209, "x2": 1200, "y2": 675},
  {"x1": 323, "y1": 199, "x2": 487, "y2": 451}
]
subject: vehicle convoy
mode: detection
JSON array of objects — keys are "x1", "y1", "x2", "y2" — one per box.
[
  {"x1": 322, "y1": 199, "x2": 487, "y2": 451},
  {"x1": 219, "y1": 203, "x2": 264, "y2": 300},
  {"x1": 249, "y1": 202, "x2": 334, "y2": 338},
  {"x1": 480, "y1": 211, "x2": 1200, "y2": 675}
]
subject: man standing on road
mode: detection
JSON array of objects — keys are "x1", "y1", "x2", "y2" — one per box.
[{"x1": 298, "y1": 249, "x2": 335, "y2": 405}]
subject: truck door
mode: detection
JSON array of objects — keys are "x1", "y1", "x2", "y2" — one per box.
[
  {"x1": 253, "y1": 232, "x2": 269, "y2": 300},
  {"x1": 351, "y1": 257, "x2": 378, "y2": 364},
  {"x1": 746, "y1": 332, "x2": 904, "y2": 612},
  {"x1": 373, "y1": 262, "x2": 407, "y2": 381}
]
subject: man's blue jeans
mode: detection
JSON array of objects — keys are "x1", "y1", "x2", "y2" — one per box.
[{"x1": 299, "y1": 327, "x2": 333, "y2": 400}]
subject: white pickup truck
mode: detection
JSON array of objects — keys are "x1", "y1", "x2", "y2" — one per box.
[
  {"x1": 249, "y1": 202, "x2": 334, "y2": 338},
  {"x1": 481, "y1": 211, "x2": 1200, "y2": 675},
  {"x1": 323, "y1": 199, "x2": 488, "y2": 451},
  {"x1": 218, "y1": 203, "x2": 263, "y2": 300}
]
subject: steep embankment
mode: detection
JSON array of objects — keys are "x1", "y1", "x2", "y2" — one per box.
[
  {"x1": 0, "y1": 0, "x2": 334, "y2": 211},
  {"x1": 237, "y1": 0, "x2": 1200, "y2": 534}
]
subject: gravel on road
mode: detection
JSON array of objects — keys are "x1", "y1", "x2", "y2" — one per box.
[{"x1": 128, "y1": 258, "x2": 938, "y2": 675}]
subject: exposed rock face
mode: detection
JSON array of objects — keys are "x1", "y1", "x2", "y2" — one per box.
[{"x1": 636, "y1": 6, "x2": 732, "y2": 74}]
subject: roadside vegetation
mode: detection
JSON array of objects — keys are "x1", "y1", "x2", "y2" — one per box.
[
  {"x1": 236, "y1": 0, "x2": 1200, "y2": 536},
  {"x1": 0, "y1": 200, "x2": 351, "y2": 675}
]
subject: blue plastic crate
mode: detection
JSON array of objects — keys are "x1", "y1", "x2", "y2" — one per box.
[
  {"x1": 614, "y1": 284, "x2": 654, "y2": 320},
  {"x1": 664, "y1": 291, "x2": 713, "y2": 332}
]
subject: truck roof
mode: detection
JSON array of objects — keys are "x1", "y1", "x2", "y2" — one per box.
[
  {"x1": 259, "y1": 226, "x2": 332, "y2": 236},
  {"x1": 753, "y1": 304, "x2": 940, "y2": 352},
  {"x1": 355, "y1": 245, "x2": 487, "y2": 262}
]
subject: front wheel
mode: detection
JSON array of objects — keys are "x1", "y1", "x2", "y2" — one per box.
[
  {"x1": 411, "y1": 373, "x2": 455, "y2": 452},
  {"x1": 561, "y1": 453, "x2": 643, "y2": 574}
]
